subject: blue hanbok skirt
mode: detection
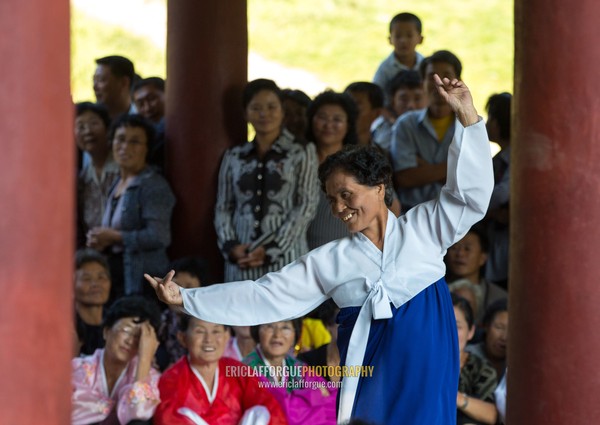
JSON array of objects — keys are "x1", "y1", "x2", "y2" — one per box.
[{"x1": 337, "y1": 278, "x2": 458, "y2": 425}]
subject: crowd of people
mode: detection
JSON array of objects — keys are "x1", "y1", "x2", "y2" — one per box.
[{"x1": 72, "y1": 11, "x2": 511, "y2": 425}]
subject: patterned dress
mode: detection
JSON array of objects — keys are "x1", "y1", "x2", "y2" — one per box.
[
  {"x1": 214, "y1": 129, "x2": 319, "y2": 281},
  {"x1": 71, "y1": 349, "x2": 160, "y2": 425},
  {"x1": 457, "y1": 353, "x2": 498, "y2": 425}
]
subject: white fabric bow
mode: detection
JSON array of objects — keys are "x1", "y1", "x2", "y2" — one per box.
[{"x1": 337, "y1": 278, "x2": 393, "y2": 424}]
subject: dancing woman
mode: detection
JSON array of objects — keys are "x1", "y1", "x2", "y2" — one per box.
[{"x1": 146, "y1": 75, "x2": 493, "y2": 425}]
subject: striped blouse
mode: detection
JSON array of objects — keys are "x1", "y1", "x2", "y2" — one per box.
[{"x1": 214, "y1": 129, "x2": 319, "y2": 282}]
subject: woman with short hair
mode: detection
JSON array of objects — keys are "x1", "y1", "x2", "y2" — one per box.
[
  {"x1": 71, "y1": 296, "x2": 161, "y2": 425},
  {"x1": 214, "y1": 79, "x2": 319, "y2": 282},
  {"x1": 147, "y1": 76, "x2": 494, "y2": 425},
  {"x1": 87, "y1": 114, "x2": 175, "y2": 300}
]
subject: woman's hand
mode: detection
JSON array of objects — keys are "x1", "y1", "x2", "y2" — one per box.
[
  {"x1": 135, "y1": 321, "x2": 159, "y2": 381},
  {"x1": 433, "y1": 74, "x2": 479, "y2": 127},
  {"x1": 229, "y1": 244, "x2": 251, "y2": 262},
  {"x1": 237, "y1": 246, "x2": 266, "y2": 269},
  {"x1": 230, "y1": 244, "x2": 266, "y2": 269},
  {"x1": 137, "y1": 321, "x2": 159, "y2": 360},
  {"x1": 86, "y1": 227, "x2": 122, "y2": 251},
  {"x1": 144, "y1": 270, "x2": 184, "y2": 306}
]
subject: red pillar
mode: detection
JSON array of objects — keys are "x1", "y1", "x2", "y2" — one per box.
[
  {"x1": 510, "y1": 0, "x2": 600, "y2": 422},
  {"x1": 0, "y1": 0, "x2": 73, "y2": 423},
  {"x1": 166, "y1": 0, "x2": 248, "y2": 281}
]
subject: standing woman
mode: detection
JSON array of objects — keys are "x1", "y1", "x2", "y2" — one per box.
[
  {"x1": 75, "y1": 102, "x2": 119, "y2": 248},
  {"x1": 87, "y1": 114, "x2": 175, "y2": 300},
  {"x1": 305, "y1": 91, "x2": 358, "y2": 250},
  {"x1": 214, "y1": 79, "x2": 319, "y2": 282},
  {"x1": 147, "y1": 76, "x2": 493, "y2": 425}
]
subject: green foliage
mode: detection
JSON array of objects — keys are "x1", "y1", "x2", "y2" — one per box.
[
  {"x1": 71, "y1": 7, "x2": 166, "y2": 102},
  {"x1": 71, "y1": 0, "x2": 513, "y2": 112},
  {"x1": 248, "y1": 0, "x2": 514, "y2": 112}
]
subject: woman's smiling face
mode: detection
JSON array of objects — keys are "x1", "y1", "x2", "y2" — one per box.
[
  {"x1": 180, "y1": 318, "x2": 230, "y2": 367},
  {"x1": 258, "y1": 321, "x2": 296, "y2": 362},
  {"x1": 325, "y1": 169, "x2": 386, "y2": 235}
]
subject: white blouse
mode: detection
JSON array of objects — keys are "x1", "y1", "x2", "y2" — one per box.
[{"x1": 181, "y1": 118, "x2": 494, "y2": 422}]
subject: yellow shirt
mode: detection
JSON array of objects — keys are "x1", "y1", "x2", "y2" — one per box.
[
  {"x1": 429, "y1": 114, "x2": 454, "y2": 142},
  {"x1": 299, "y1": 318, "x2": 331, "y2": 353}
]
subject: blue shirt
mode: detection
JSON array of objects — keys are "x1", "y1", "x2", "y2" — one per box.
[{"x1": 390, "y1": 108, "x2": 456, "y2": 209}]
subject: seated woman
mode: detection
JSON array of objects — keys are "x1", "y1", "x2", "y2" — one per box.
[
  {"x1": 71, "y1": 296, "x2": 161, "y2": 425},
  {"x1": 244, "y1": 320, "x2": 336, "y2": 425},
  {"x1": 445, "y1": 223, "x2": 507, "y2": 324},
  {"x1": 74, "y1": 248, "x2": 112, "y2": 355},
  {"x1": 466, "y1": 298, "x2": 509, "y2": 381},
  {"x1": 452, "y1": 294, "x2": 498, "y2": 425},
  {"x1": 154, "y1": 316, "x2": 286, "y2": 425},
  {"x1": 86, "y1": 114, "x2": 176, "y2": 301}
]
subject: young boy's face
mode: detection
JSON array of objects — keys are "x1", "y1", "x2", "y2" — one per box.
[
  {"x1": 392, "y1": 86, "x2": 426, "y2": 117},
  {"x1": 424, "y1": 61, "x2": 458, "y2": 108},
  {"x1": 389, "y1": 21, "x2": 423, "y2": 60}
]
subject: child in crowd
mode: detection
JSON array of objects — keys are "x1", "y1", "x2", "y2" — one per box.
[
  {"x1": 373, "y1": 12, "x2": 424, "y2": 106},
  {"x1": 372, "y1": 70, "x2": 426, "y2": 153}
]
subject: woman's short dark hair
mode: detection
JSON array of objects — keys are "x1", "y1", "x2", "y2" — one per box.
[
  {"x1": 451, "y1": 293, "x2": 475, "y2": 329},
  {"x1": 242, "y1": 79, "x2": 283, "y2": 109},
  {"x1": 108, "y1": 114, "x2": 156, "y2": 161},
  {"x1": 75, "y1": 248, "x2": 110, "y2": 278},
  {"x1": 103, "y1": 296, "x2": 162, "y2": 334},
  {"x1": 250, "y1": 318, "x2": 303, "y2": 346},
  {"x1": 75, "y1": 102, "x2": 111, "y2": 129},
  {"x1": 318, "y1": 144, "x2": 394, "y2": 207},
  {"x1": 305, "y1": 90, "x2": 358, "y2": 146}
]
